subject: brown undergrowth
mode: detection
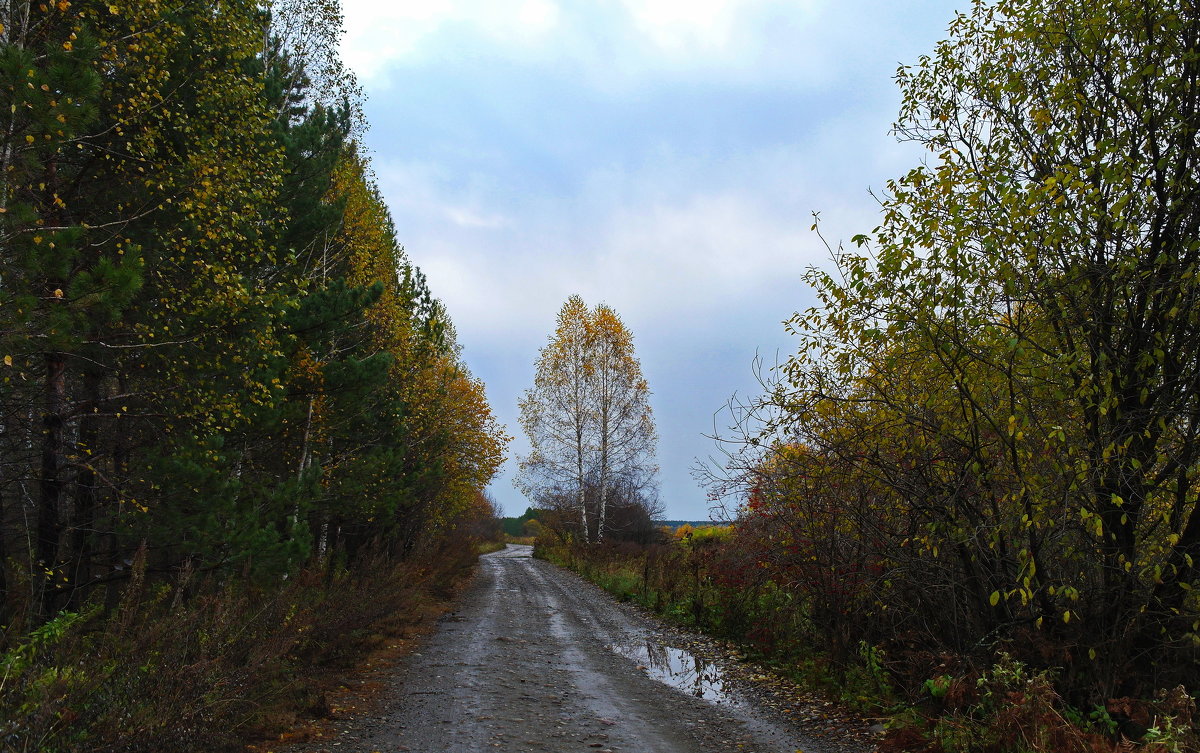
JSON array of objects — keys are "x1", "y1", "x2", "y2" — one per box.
[
  {"x1": 545, "y1": 537, "x2": 1200, "y2": 753},
  {"x1": 252, "y1": 547, "x2": 485, "y2": 751},
  {"x1": 0, "y1": 539, "x2": 482, "y2": 753},
  {"x1": 879, "y1": 657, "x2": 1198, "y2": 753}
]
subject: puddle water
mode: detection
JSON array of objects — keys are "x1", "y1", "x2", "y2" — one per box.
[{"x1": 612, "y1": 640, "x2": 739, "y2": 705}]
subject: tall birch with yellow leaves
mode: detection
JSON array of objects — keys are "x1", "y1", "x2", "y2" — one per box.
[
  {"x1": 518, "y1": 297, "x2": 656, "y2": 543},
  {"x1": 590, "y1": 304, "x2": 656, "y2": 542}
]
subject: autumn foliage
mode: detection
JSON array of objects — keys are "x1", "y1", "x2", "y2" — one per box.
[
  {"x1": 0, "y1": 2, "x2": 507, "y2": 749},
  {"x1": 694, "y1": 0, "x2": 1200, "y2": 748},
  {"x1": 556, "y1": 0, "x2": 1200, "y2": 750},
  {"x1": 517, "y1": 296, "x2": 658, "y2": 543}
]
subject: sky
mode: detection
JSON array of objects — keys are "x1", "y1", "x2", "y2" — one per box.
[{"x1": 337, "y1": 0, "x2": 964, "y2": 521}]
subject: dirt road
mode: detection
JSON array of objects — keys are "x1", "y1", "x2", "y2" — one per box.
[{"x1": 284, "y1": 545, "x2": 874, "y2": 753}]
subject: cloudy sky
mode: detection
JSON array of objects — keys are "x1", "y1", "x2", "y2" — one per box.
[{"x1": 338, "y1": 0, "x2": 963, "y2": 521}]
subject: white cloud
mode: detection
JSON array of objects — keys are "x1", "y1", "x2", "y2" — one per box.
[
  {"x1": 595, "y1": 194, "x2": 813, "y2": 306},
  {"x1": 339, "y1": 0, "x2": 562, "y2": 80},
  {"x1": 617, "y1": 0, "x2": 819, "y2": 58},
  {"x1": 388, "y1": 187, "x2": 821, "y2": 347},
  {"x1": 620, "y1": 0, "x2": 745, "y2": 53},
  {"x1": 372, "y1": 158, "x2": 512, "y2": 233},
  {"x1": 443, "y1": 206, "x2": 509, "y2": 229},
  {"x1": 340, "y1": 0, "x2": 833, "y2": 87},
  {"x1": 338, "y1": 0, "x2": 451, "y2": 78},
  {"x1": 371, "y1": 135, "x2": 894, "y2": 354},
  {"x1": 518, "y1": 0, "x2": 561, "y2": 33}
]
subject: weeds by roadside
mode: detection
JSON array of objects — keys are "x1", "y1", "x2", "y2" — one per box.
[
  {"x1": 539, "y1": 534, "x2": 1200, "y2": 753},
  {"x1": 0, "y1": 538, "x2": 481, "y2": 753}
]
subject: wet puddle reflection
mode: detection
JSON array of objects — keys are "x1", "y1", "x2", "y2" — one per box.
[{"x1": 612, "y1": 640, "x2": 738, "y2": 705}]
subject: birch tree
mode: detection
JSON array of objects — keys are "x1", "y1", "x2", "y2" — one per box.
[
  {"x1": 590, "y1": 304, "x2": 656, "y2": 542},
  {"x1": 517, "y1": 295, "x2": 593, "y2": 537},
  {"x1": 517, "y1": 297, "x2": 657, "y2": 543},
  {"x1": 713, "y1": 0, "x2": 1200, "y2": 699}
]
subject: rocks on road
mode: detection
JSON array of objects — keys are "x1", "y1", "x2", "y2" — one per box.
[{"x1": 276, "y1": 544, "x2": 878, "y2": 753}]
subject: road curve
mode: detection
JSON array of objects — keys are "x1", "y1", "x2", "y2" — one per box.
[{"x1": 284, "y1": 545, "x2": 865, "y2": 753}]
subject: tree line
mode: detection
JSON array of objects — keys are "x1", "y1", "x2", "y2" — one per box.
[
  {"x1": 0, "y1": 0, "x2": 507, "y2": 631},
  {"x1": 704, "y1": 0, "x2": 1200, "y2": 709}
]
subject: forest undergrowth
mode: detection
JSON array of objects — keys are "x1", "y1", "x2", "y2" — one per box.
[{"x1": 0, "y1": 532, "x2": 488, "y2": 753}]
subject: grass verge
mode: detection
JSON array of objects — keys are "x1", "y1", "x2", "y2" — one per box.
[{"x1": 0, "y1": 541, "x2": 481, "y2": 753}]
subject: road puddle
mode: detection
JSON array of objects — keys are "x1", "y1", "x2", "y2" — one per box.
[{"x1": 612, "y1": 640, "x2": 739, "y2": 705}]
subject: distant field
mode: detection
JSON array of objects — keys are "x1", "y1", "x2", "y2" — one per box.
[
  {"x1": 500, "y1": 516, "x2": 721, "y2": 535},
  {"x1": 654, "y1": 520, "x2": 721, "y2": 530}
]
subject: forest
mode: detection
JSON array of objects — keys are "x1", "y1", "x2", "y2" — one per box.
[{"x1": 0, "y1": 1, "x2": 507, "y2": 749}]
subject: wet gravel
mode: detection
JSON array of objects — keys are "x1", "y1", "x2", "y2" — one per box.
[{"x1": 274, "y1": 545, "x2": 880, "y2": 753}]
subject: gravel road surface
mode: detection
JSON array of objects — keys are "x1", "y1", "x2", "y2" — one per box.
[{"x1": 283, "y1": 545, "x2": 874, "y2": 753}]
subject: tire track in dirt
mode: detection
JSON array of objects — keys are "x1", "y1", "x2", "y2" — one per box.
[{"x1": 280, "y1": 545, "x2": 871, "y2": 753}]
